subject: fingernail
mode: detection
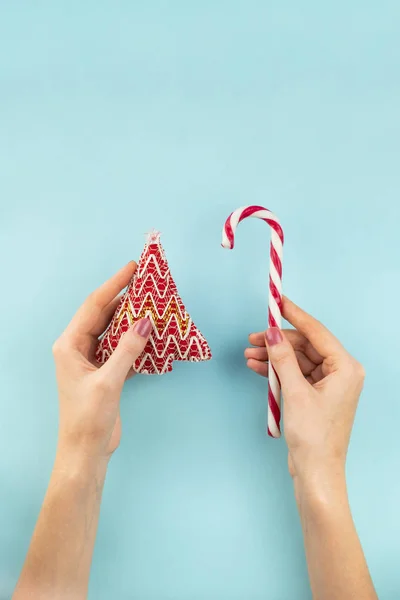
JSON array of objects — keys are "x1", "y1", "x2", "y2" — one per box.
[
  {"x1": 133, "y1": 317, "x2": 152, "y2": 338},
  {"x1": 265, "y1": 328, "x2": 283, "y2": 346}
]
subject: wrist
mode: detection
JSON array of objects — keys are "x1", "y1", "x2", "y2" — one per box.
[
  {"x1": 294, "y1": 466, "x2": 349, "y2": 519},
  {"x1": 54, "y1": 442, "x2": 110, "y2": 484}
]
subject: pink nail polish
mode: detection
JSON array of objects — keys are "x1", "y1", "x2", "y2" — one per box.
[
  {"x1": 265, "y1": 328, "x2": 283, "y2": 346},
  {"x1": 133, "y1": 317, "x2": 152, "y2": 338}
]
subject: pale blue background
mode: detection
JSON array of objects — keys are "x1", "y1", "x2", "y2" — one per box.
[{"x1": 1, "y1": 2, "x2": 399, "y2": 599}]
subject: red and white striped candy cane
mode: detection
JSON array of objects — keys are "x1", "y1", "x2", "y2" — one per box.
[{"x1": 222, "y1": 205, "x2": 284, "y2": 438}]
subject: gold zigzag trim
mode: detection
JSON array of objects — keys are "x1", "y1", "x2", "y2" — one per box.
[{"x1": 116, "y1": 295, "x2": 191, "y2": 337}]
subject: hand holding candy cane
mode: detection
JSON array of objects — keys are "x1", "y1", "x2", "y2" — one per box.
[
  {"x1": 246, "y1": 298, "x2": 372, "y2": 599},
  {"x1": 222, "y1": 205, "x2": 284, "y2": 437}
]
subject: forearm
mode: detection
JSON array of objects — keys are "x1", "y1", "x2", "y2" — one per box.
[
  {"x1": 296, "y1": 472, "x2": 377, "y2": 600},
  {"x1": 13, "y1": 447, "x2": 109, "y2": 600}
]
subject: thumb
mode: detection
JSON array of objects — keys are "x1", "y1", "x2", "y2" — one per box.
[
  {"x1": 265, "y1": 328, "x2": 307, "y2": 398},
  {"x1": 101, "y1": 317, "x2": 153, "y2": 385}
]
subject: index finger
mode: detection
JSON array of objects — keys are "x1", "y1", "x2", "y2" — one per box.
[
  {"x1": 67, "y1": 261, "x2": 137, "y2": 338},
  {"x1": 282, "y1": 296, "x2": 345, "y2": 358}
]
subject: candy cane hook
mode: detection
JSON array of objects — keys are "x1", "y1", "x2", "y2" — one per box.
[{"x1": 222, "y1": 205, "x2": 284, "y2": 438}]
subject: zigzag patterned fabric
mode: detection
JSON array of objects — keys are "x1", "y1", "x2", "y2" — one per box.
[{"x1": 95, "y1": 231, "x2": 212, "y2": 374}]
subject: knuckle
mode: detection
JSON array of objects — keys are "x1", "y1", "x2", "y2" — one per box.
[
  {"x1": 86, "y1": 292, "x2": 96, "y2": 307},
  {"x1": 312, "y1": 318, "x2": 323, "y2": 330},
  {"x1": 353, "y1": 360, "x2": 366, "y2": 380},
  {"x1": 86, "y1": 290, "x2": 102, "y2": 310},
  {"x1": 52, "y1": 337, "x2": 69, "y2": 358},
  {"x1": 120, "y1": 334, "x2": 143, "y2": 357},
  {"x1": 51, "y1": 341, "x2": 60, "y2": 356},
  {"x1": 92, "y1": 373, "x2": 113, "y2": 394},
  {"x1": 343, "y1": 357, "x2": 365, "y2": 382},
  {"x1": 272, "y1": 350, "x2": 291, "y2": 365}
]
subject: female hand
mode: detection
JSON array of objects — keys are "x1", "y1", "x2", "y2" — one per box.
[
  {"x1": 13, "y1": 262, "x2": 153, "y2": 600},
  {"x1": 53, "y1": 261, "x2": 152, "y2": 460},
  {"x1": 245, "y1": 297, "x2": 365, "y2": 500}
]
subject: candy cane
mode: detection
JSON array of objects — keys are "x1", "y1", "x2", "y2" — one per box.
[{"x1": 222, "y1": 205, "x2": 284, "y2": 438}]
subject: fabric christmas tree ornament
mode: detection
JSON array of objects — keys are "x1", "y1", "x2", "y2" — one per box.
[{"x1": 96, "y1": 230, "x2": 212, "y2": 374}]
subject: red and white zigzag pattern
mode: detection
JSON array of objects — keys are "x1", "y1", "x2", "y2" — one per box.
[{"x1": 96, "y1": 231, "x2": 212, "y2": 375}]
